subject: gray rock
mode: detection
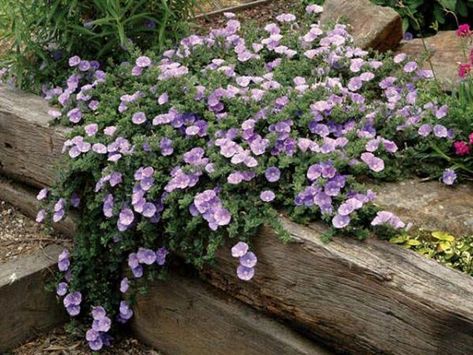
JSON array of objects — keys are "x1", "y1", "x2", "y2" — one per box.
[
  {"x1": 321, "y1": 0, "x2": 403, "y2": 51},
  {"x1": 397, "y1": 31, "x2": 463, "y2": 90}
]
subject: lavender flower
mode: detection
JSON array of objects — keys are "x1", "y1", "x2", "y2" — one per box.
[
  {"x1": 260, "y1": 190, "x2": 275, "y2": 202},
  {"x1": 237, "y1": 265, "x2": 255, "y2": 281},
  {"x1": 231, "y1": 242, "x2": 249, "y2": 258},
  {"x1": 442, "y1": 169, "x2": 457, "y2": 185},
  {"x1": 58, "y1": 249, "x2": 70, "y2": 272},
  {"x1": 120, "y1": 277, "x2": 129, "y2": 293},
  {"x1": 56, "y1": 282, "x2": 68, "y2": 296},
  {"x1": 371, "y1": 211, "x2": 405, "y2": 229}
]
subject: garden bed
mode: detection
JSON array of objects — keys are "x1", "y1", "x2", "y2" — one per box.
[{"x1": 1, "y1": 87, "x2": 473, "y2": 354}]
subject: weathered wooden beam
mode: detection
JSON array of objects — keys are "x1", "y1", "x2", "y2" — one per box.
[
  {"x1": 0, "y1": 244, "x2": 67, "y2": 351},
  {"x1": 2, "y1": 87, "x2": 473, "y2": 354},
  {"x1": 132, "y1": 272, "x2": 330, "y2": 355},
  {"x1": 203, "y1": 219, "x2": 473, "y2": 354},
  {"x1": 0, "y1": 87, "x2": 66, "y2": 188}
]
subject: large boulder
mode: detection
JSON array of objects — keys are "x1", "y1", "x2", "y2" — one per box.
[
  {"x1": 397, "y1": 31, "x2": 463, "y2": 90},
  {"x1": 321, "y1": 0, "x2": 403, "y2": 51}
]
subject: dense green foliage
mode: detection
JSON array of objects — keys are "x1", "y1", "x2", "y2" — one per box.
[{"x1": 0, "y1": 0, "x2": 196, "y2": 92}]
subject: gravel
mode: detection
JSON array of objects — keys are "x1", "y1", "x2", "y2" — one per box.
[
  {"x1": 0, "y1": 200, "x2": 69, "y2": 264},
  {"x1": 194, "y1": 0, "x2": 300, "y2": 30},
  {"x1": 12, "y1": 327, "x2": 158, "y2": 355}
]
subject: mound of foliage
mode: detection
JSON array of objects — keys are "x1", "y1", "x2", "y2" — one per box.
[
  {"x1": 36, "y1": 4, "x2": 467, "y2": 351},
  {"x1": 302, "y1": 0, "x2": 473, "y2": 37},
  {"x1": 0, "y1": 0, "x2": 196, "y2": 93}
]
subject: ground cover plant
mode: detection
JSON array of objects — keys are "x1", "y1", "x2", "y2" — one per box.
[
  {"x1": 0, "y1": 0, "x2": 197, "y2": 93},
  {"x1": 34, "y1": 3, "x2": 472, "y2": 351},
  {"x1": 391, "y1": 231, "x2": 473, "y2": 275}
]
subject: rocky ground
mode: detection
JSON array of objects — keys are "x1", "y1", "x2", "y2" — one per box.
[
  {"x1": 12, "y1": 327, "x2": 157, "y2": 355},
  {"x1": 0, "y1": 200, "x2": 69, "y2": 264}
]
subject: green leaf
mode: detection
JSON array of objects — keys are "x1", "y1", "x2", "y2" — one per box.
[{"x1": 438, "y1": 0, "x2": 457, "y2": 10}]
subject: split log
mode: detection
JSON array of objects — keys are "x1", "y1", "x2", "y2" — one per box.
[
  {"x1": 2, "y1": 87, "x2": 473, "y2": 354},
  {"x1": 0, "y1": 87, "x2": 66, "y2": 188},
  {"x1": 132, "y1": 272, "x2": 329, "y2": 355},
  {"x1": 0, "y1": 244, "x2": 67, "y2": 351}
]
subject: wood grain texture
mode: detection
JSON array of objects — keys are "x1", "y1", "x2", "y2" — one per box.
[
  {"x1": 0, "y1": 86, "x2": 67, "y2": 188},
  {"x1": 132, "y1": 272, "x2": 330, "y2": 355},
  {"x1": 0, "y1": 244, "x2": 66, "y2": 351}
]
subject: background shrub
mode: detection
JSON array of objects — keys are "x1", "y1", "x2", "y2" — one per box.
[{"x1": 0, "y1": 0, "x2": 197, "y2": 92}]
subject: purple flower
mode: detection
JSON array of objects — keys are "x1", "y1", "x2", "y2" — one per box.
[
  {"x1": 68, "y1": 56, "x2": 81, "y2": 67},
  {"x1": 418, "y1": 124, "x2": 432, "y2": 137},
  {"x1": 119, "y1": 301, "x2": 133, "y2": 320},
  {"x1": 67, "y1": 108, "x2": 82, "y2": 124},
  {"x1": 58, "y1": 249, "x2": 70, "y2": 272},
  {"x1": 436, "y1": 105, "x2": 448, "y2": 119},
  {"x1": 88, "y1": 337, "x2": 103, "y2": 351},
  {"x1": 156, "y1": 247, "x2": 168, "y2": 266},
  {"x1": 37, "y1": 188, "x2": 48, "y2": 201},
  {"x1": 260, "y1": 190, "x2": 275, "y2": 202},
  {"x1": 71, "y1": 193, "x2": 80, "y2": 208},
  {"x1": 403, "y1": 61, "x2": 417, "y2": 73},
  {"x1": 306, "y1": 4, "x2": 323, "y2": 14},
  {"x1": 348, "y1": 77, "x2": 362, "y2": 91},
  {"x1": 136, "y1": 56, "x2": 152, "y2": 68},
  {"x1": 237, "y1": 265, "x2": 255, "y2": 281},
  {"x1": 78, "y1": 60, "x2": 91, "y2": 71},
  {"x1": 92, "y1": 317, "x2": 111, "y2": 332},
  {"x1": 132, "y1": 112, "x2": 147, "y2": 125},
  {"x1": 56, "y1": 282, "x2": 68, "y2": 296},
  {"x1": 36, "y1": 209, "x2": 46, "y2": 223},
  {"x1": 442, "y1": 169, "x2": 457, "y2": 185},
  {"x1": 91, "y1": 306, "x2": 107, "y2": 320},
  {"x1": 158, "y1": 93, "x2": 169, "y2": 105},
  {"x1": 137, "y1": 247, "x2": 157, "y2": 265},
  {"x1": 276, "y1": 13, "x2": 296, "y2": 22},
  {"x1": 84, "y1": 123, "x2": 98, "y2": 136},
  {"x1": 265, "y1": 167, "x2": 281, "y2": 182},
  {"x1": 231, "y1": 242, "x2": 249, "y2": 258},
  {"x1": 120, "y1": 277, "x2": 129, "y2": 293},
  {"x1": 119, "y1": 208, "x2": 134, "y2": 226},
  {"x1": 360, "y1": 152, "x2": 384, "y2": 172},
  {"x1": 332, "y1": 214, "x2": 350, "y2": 229},
  {"x1": 433, "y1": 124, "x2": 448, "y2": 138},
  {"x1": 240, "y1": 251, "x2": 257, "y2": 268},
  {"x1": 371, "y1": 211, "x2": 405, "y2": 229}
]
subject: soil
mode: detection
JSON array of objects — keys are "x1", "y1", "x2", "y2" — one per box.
[
  {"x1": 12, "y1": 327, "x2": 158, "y2": 355},
  {"x1": 194, "y1": 0, "x2": 300, "y2": 30},
  {"x1": 0, "y1": 200, "x2": 69, "y2": 264}
]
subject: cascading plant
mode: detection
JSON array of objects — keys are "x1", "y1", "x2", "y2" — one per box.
[{"x1": 36, "y1": 4, "x2": 461, "y2": 351}]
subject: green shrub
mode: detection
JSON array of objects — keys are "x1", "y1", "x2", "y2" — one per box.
[{"x1": 0, "y1": 0, "x2": 197, "y2": 92}]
